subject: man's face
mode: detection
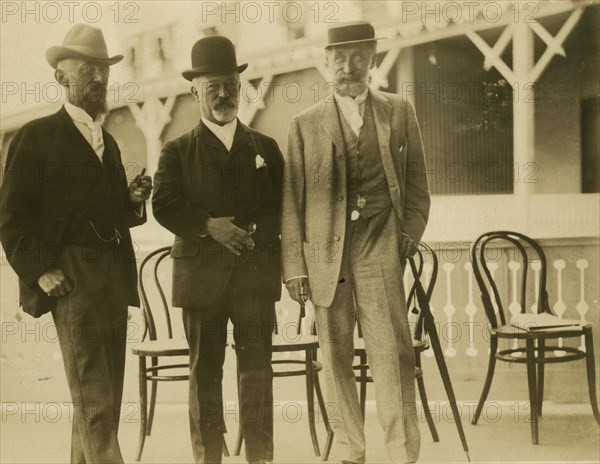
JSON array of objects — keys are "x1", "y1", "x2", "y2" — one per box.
[
  {"x1": 192, "y1": 72, "x2": 240, "y2": 125},
  {"x1": 57, "y1": 59, "x2": 110, "y2": 119},
  {"x1": 326, "y1": 43, "x2": 376, "y2": 97}
]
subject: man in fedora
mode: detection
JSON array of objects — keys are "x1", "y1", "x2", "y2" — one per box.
[
  {"x1": 0, "y1": 24, "x2": 152, "y2": 463},
  {"x1": 152, "y1": 36, "x2": 283, "y2": 464},
  {"x1": 281, "y1": 21, "x2": 430, "y2": 463}
]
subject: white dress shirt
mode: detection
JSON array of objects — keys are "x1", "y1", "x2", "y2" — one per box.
[
  {"x1": 334, "y1": 88, "x2": 369, "y2": 137},
  {"x1": 64, "y1": 102, "x2": 105, "y2": 161},
  {"x1": 202, "y1": 117, "x2": 238, "y2": 151}
]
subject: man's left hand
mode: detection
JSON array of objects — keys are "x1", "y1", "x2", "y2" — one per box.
[{"x1": 129, "y1": 172, "x2": 153, "y2": 204}]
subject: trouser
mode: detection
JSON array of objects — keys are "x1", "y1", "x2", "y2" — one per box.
[
  {"x1": 51, "y1": 244, "x2": 130, "y2": 464},
  {"x1": 182, "y1": 261, "x2": 275, "y2": 464},
  {"x1": 314, "y1": 208, "x2": 420, "y2": 463}
]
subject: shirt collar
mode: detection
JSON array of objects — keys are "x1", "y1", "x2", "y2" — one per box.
[
  {"x1": 334, "y1": 88, "x2": 369, "y2": 105},
  {"x1": 202, "y1": 117, "x2": 238, "y2": 140},
  {"x1": 64, "y1": 102, "x2": 103, "y2": 124}
]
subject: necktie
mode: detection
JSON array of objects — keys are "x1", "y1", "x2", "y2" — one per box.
[
  {"x1": 85, "y1": 120, "x2": 105, "y2": 160},
  {"x1": 337, "y1": 92, "x2": 368, "y2": 137}
]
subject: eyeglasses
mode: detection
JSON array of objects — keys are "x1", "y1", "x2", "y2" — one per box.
[
  {"x1": 247, "y1": 222, "x2": 257, "y2": 250},
  {"x1": 79, "y1": 63, "x2": 110, "y2": 77}
]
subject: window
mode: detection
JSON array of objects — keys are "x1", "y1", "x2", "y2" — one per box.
[{"x1": 581, "y1": 97, "x2": 599, "y2": 193}]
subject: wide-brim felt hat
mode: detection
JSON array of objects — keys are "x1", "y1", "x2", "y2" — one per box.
[
  {"x1": 46, "y1": 24, "x2": 123, "y2": 69},
  {"x1": 325, "y1": 21, "x2": 384, "y2": 48},
  {"x1": 182, "y1": 36, "x2": 247, "y2": 81}
]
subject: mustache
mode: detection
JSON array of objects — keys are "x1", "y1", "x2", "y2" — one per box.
[
  {"x1": 212, "y1": 98, "x2": 237, "y2": 110},
  {"x1": 338, "y1": 72, "x2": 364, "y2": 83},
  {"x1": 82, "y1": 83, "x2": 107, "y2": 101}
]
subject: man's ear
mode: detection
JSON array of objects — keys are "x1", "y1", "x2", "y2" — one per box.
[
  {"x1": 191, "y1": 86, "x2": 199, "y2": 101},
  {"x1": 369, "y1": 53, "x2": 377, "y2": 70},
  {"x1": 55, "y1": 69, "x2": 67, "y2": 85}
]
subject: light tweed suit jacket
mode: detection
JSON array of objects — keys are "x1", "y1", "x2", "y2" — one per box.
[{"x1": 281, "y1": 89, "x2": 431, "y2": 308}]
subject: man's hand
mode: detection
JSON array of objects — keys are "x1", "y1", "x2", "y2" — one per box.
[
  {"x1": 286, "y1": 277, "x2": 310, "y2": 305},
  {"x1": 205, "y1": 216, "x2": 249, "y2": 256},
  {"x1": 129, "y1": 169, "x2": 153, "y2": 204},
  {"x1": 37, "y1": 268, "x2": 73, "y2": 297}
]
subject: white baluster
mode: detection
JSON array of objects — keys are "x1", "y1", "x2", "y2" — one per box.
[
  {"x1": 464, "y1": 262, "x2": 479, "y2": 357},
  {"x1": 508, "y1": 261, "x2": 522, "y2": 357},
  {"x1": 442, "y1": 263, "x2": 457, "y2": 357},
  {"x1": 576, "y1": 259, "x2": 589, "y2": 351},
  {"x1": 530, "y1": 260, "x2": 542, "y2": 314},
  {"x1": 553, "y1": 259, "x2": 567, "y2": 356}
]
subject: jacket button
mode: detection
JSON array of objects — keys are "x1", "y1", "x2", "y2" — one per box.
[
  {"x1": 334, "y1": 235, "x2": 340, "y2": 241},
  {"x1": 338, "y1": 195, "x2": 344, "y2": 201}
]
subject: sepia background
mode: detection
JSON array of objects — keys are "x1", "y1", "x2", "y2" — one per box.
[{"x1": 1, "y1": 1, "x2": 599, "y2": 463}]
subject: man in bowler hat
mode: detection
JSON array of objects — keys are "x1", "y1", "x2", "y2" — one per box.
[
  {"x1": 282, "y1": 21, "x2": 430, "y2": 463},
  {"x1": 152, "y1": 36, "x2": 283, "y2": 464},
  {"x1": 0, "y1": 24, "x2": 152, "y2": 463}
]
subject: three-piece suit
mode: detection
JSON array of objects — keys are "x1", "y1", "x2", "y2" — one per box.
[{"x1": 281, "y1": 89, "x2": 431, "y2": 463}]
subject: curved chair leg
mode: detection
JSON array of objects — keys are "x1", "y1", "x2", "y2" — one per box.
[
  {"x1": 416, "y1": 367, "x2": 439, "y2": 442},
  {"x1": 359, "y1": 351, "x2": 367, "y2": 422},
  {"x1": 234, "y1": 426, "x2": 243, "y2": 456},
  {"x1": 135, "y1": 356, "x2": 148, "y2": 461},
  {"x1": 472, "y1": 335, "x2": 498, "y2": 425},
  {"x1": 537, "y1": 340, "x2": 545, "y2": 417},
  {"x1": 147, "y1": 357, "x2": 158, "y2": 435},
  {"x1": 306, "y1": 349, "x2": 321, "y2": 456},
  {"x1": 147, "y1": 380, "x2": 158, "y2": 435},
  {"x1": 314, "y1": 360, "x2": 334, "y2": 462},
  {"x1": 584, "y1": 329, "x2": 600, "y2": 424},
  {"x1": 525, "y1": 339, "x2": 539, "y2": 444},
  {"x1": 222, "y1": 438, "x2": 230, "y2": 457}
]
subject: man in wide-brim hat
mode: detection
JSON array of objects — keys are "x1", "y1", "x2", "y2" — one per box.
[
  {"x1": 282, "y1": 21, "x2": 430, "y2": 463},
  {"x1": 153, "y1": 35, "x2": 284, "y2": 464},
  {"x1": 0, "y1": 24, "x2": 152, "y2": 463}
]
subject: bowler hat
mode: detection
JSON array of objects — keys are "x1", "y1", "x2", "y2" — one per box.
[
  {"x1": 325, "y1": 21, "x2": 383, "y2": 48},
  {"x1": 46, "y1": 24, "x2": 123, "y2": 69},
  {"x1": 182, "y1": 36, "x2": 247, "y2": 81}
]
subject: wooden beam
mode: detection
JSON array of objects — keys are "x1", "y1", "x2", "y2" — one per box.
[
  {"x1": 528, "y1": 7, "x2": 584, "y2": 83},
  {"x1": 465, "y1": 30, "x2": 516, "y2": 86}
]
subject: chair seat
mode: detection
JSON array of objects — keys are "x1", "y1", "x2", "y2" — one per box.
[
  {"x1": 353, "y1": 337, "x2": 428, "y2": 352},
  {"x1": 131, "y1": 337, "x2": 190, "y2": 357},
  {"x1": 272, "y1": 333, "x2": 319, "y2": 351},
  {"x1": 493, "y1": 322, "x2": 591, "y2": 339}
]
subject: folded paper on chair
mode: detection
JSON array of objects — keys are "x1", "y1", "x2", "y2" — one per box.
[{"x1": 510, "y1": 313, "x2": 583, "y2": 331}]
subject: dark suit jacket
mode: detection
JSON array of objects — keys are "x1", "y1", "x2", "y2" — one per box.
[
  {"x1": 152, "y1": 120, "x2": 284, "y2": 308},
  {"x1": 0, "y1": 106, "x2": 145, "y2": 316}
]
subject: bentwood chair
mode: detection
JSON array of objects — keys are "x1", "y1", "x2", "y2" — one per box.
[
  {"x1": 470, "y1": 231, "x2": 600, "y2": 444},
  {"x1": 130, "y1": 246, "x2": 229, "y2": 461},
  {"x1": 323, "y1": 242, "x2": 471, "y2": 461},
  {"x1": 233, "y1": 300, "x2": 334, "y2": 460}
]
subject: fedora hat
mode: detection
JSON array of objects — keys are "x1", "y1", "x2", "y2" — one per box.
[
  {"x1": 182, "y1": 36, "x2": 247, "y2": 81},
  {"x1": 325, "y1": 21, "x2": 384, "y2": 48},
  {"x1": 46, "y1": 24, "x2": 123, "y2": 69}
]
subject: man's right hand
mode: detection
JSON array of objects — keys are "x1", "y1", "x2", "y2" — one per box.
[
  {"x1": 205, "y1": 216, "x2": 249, "y2": 256},
  {"x1": 37, "y1": 268, "x2": 73, "y2": 297},
  {"x1": 286, "y1": 277, "x2": 310, "y2": 305}
]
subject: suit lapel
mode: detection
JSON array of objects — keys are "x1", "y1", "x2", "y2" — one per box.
[
  {"x1": 320, "y1": 99, "x2": 345, "y2": 154},
  {"x1": 370, "y1": 90, "x2": 402, "y2": 216},
  {"x1": 229, "y1": 121, "x2": 251, "y2": 155},
  {"x1": 57, "y1": 106, "x2": 103, "y2": 166}
]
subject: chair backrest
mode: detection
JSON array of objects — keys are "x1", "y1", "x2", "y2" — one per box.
[
  {"x1": 470, "y1": 231, "x2": 550, "y2": 329},
  {"x1": 406, "y1": 242, "x2": 439, "y2": 342},
  {"x1": 138, "y1": 246, "x2": 174, "y2": 342}
]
